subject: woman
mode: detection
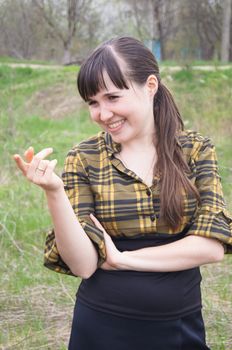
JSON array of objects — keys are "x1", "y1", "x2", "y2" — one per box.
[{"x1": 14, "y1": 37, "x2": 232, "y2": 349}]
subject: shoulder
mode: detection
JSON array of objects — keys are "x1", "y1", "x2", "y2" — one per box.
[
  {"x1": 63, "y1": 132, "x2": 106, "y2": 173},
  {"x1": 178, "y1": 129, "x2": 215, "y2": 160},
  {"x1": 178, "y1": 129, "x2": 212, "y2": 146},
  {"x1": 67, "y1": 131, "x2": 106, "y2": 157}
]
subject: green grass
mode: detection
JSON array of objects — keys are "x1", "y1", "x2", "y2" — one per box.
[
  {"x1": 160, "y1": 60, "x2": 232, "y2": 67},
  {"x1": 0, "y1": 56, "x2": 58, "y2": 65},
  {"x1": 2, "y1": 55, "x2": 231, "y2": 68},
  {"x1": 0, "y1": 64, "x2": 231, "y2": 349}
]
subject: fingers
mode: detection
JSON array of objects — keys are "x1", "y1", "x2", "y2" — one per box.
[
  {"x1": 13, "y1": 154, "x2": 28, "y2": 175},
  {"x1": 43, "y1": 159, "x2": 57, "y2": 178},
  {"x1": 32, "y1": 159, "x2": 57, "y2": 185},
  {"x1": 13, "y1": 147, "x2": 54, "y2": 179},
  {"x1": 34, "y1": 147, "x2": 53, "y2": 159},
  {"x1": 13, "y1": 146, "x2": 62, "y2": 191},
  {"x1": 24, "y1": 146, "x2": 34, "y2": 163},
  {"x1": 14, "y1": 146, "x2": 34, "y2": 175},
  {"x1": 27, "y1": 159, "x2": 50, "y2": 181},
  {"x1": 90, "y1": 214, "x2": 105, "y2": 232}
]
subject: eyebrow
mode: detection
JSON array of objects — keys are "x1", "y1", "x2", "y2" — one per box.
[
  {"x1": 87, "y1": 91, "x2": 121, "y2": 101},
  {"x1": 103, "y1": 91, "x2": 121, "y2": 96}
]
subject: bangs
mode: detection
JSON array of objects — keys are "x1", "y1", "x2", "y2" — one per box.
[{"x1": 77, "y1": 46, "x2": 129, "y2": 101}]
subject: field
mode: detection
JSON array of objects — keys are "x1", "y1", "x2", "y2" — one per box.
[{"x1": 0, "y1": 63, "x2": 231, "y2": 349}]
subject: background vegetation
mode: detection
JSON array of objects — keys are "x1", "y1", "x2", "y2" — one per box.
[
  {"x1": 0, "y1": 0, "x2": 231, "y2": 64},
  {"x1": 0, "y1": 63, "x2": 231, "y2": 349}
]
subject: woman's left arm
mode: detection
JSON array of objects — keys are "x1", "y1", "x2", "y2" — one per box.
[
  {"x1": 117, "y1": 235, "x2": 224, "y2": 271},
  {"x1": 90, "y1": 214, "x2": 224, "y2": 272}
]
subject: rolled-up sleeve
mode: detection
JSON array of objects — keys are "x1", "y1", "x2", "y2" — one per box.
[
  {"x1": 186, "y1": 138, "x2": 232, "y2": 253},
  {"x1": 63, "y1": 148, "x2": 106, "y2": 263},
  {"x1": 44, "y1": 148, "x2": 106, "y2": 275}
]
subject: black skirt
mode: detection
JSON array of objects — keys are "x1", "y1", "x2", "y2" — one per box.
[
  {"x1": 77, "y1": 233, "x2": 203, "y2": 321},
  {"x1": 69, "y1": 232, "x2": 210, "y2": 349},
  {"x1": 68, "y1": 300, "x2": 211, "y2": 350}
]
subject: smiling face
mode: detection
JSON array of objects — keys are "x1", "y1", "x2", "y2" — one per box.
[{"x1": 87, "y1": 72, "x2": 157, "y2": 146}]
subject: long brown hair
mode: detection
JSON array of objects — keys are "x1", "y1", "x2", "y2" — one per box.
[{"x1": 77, "y1": 36, "x2": 199, "y2": 230}]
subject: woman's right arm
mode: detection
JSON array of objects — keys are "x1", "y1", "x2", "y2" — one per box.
[{"x1": 14, "y1": 147, "x2": 98, "y2": 278}]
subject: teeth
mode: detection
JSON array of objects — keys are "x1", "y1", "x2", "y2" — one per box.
[{"x1": 108, "y1": 119, "x2": 125, "y2": 129}]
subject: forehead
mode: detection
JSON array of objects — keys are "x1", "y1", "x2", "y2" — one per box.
[
  {"x1": 90, "y1": 71, "x2": 128, "y2": 99},
  {"x1": 100, "y1": 71, "x2": 123, "y2": 91}
]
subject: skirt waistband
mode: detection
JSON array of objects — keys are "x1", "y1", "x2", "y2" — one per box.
[{"x1": 111, "y1": 231, "x2": 187, "y2": 251}]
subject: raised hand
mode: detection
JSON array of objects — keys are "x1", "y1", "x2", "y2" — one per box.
[{"x1": 13, "y1": 146, "x2": 63, "y2": 192}]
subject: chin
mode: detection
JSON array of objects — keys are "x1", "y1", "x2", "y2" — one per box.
[{"x1": 112, "y1": 133, "x2": 132, "y2": 144}]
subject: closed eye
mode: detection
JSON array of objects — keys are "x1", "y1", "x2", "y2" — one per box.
[
  {"x1": 87, "y1": 100, "x2": 97, "y2": 106},
  {"x1": 108, "y1": 95, "x2": 120, "y2": 101},
  {"x1": 87, "y1": 95, "x2": 120, "y2": 106}
]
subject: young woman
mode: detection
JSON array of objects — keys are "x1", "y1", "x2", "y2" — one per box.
[{"x1": 14, "y1": 37, "x2": 232, "y2": 349}]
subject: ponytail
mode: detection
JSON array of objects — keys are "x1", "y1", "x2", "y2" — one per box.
[{"x1": 153, "y1": 82, "x2": 199, "y2": 229}]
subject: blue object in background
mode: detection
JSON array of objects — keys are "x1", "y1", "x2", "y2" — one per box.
[
  {"x1": 152, "y1": 40, "x2": 161, "y2": 61},
  {"x1": 144, "y1": 39, "x2": 161, "y2": 61}
]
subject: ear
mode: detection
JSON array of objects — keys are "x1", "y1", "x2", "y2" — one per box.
[{"x1": 146, "y1": 75, "x2": 158, "y2": 97}]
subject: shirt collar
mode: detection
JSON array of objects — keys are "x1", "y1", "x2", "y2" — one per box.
[
  {"x1": 103, "y1": 132, "x2": 122, "y2": 156},
  {"x1": 103, "y1": 130, "x2": 184, "y2": 156}
]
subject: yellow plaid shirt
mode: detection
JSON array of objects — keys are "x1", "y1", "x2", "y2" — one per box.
[{"x1": 44, "y1": 129, "x2": 232, "y2": 275}]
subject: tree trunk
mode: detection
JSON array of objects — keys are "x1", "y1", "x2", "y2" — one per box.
[
  {"x1": 63, "y1": 44, "x2": 72, "y2": 64},
  {"x1": 221, "y1": 0, "x2": 231, "y2": 62},
  {"x1": 152, "y1": 1, "x2": 165, "y2": 60}
]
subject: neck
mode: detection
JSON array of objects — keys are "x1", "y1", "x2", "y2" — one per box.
[{"x1": 120, "y1": 136, "x2": 156, "y2": 155}]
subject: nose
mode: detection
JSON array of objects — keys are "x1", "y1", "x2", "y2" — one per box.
[{"x1": 99, "y1": 106, "x2": 113, "y2": 121}]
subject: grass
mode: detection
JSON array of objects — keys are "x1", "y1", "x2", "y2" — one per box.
[
  {"x1": 160, "y1": 60, "x2": 232, "y2": 67},
  {"x1": 0, "y1": 64, "x2": 231, "y2": 349},
  {"x1": 0, "y1": 56, "x2": 58, "y2": 65}
]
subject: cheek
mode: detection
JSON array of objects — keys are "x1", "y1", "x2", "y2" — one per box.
[{"x1": 89, "y1": 108, "x2": 99, "y2": 122}]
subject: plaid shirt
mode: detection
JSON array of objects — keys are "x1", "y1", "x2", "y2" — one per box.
[{"x1": 44, "y1": 129, "x2": 232, "y2": 275}]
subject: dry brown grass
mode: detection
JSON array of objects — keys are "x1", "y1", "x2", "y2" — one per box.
[
  {"x1": 201, "y1": 259, "x2": 232, "y2": 349},
  {"x1": 0, "y1": 283, "x2": 75, "y2": 349},
  {"x1": 26, "y1": 84, "x2": 84, "y2": 120}
]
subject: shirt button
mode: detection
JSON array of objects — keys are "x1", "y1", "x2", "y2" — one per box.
[
  {"x1": 146, "y1": 189, "x2": 152, "y2": 196},
  {"x1": 150, "y1": 214, "x2": 156, "y2": 222}
]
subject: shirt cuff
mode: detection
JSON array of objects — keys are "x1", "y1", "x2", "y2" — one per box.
[
  {"x1": 186, "y1": 209, "x2": 232, "y2": 253},
  {"x1": 44, "y1": 229, "x2": 76, "y2": 276},
  {"x1": 44, "y1": 220, "x2": 106, "y2": 276},
  {"x1": 80, "y1": 220, "x2": 106, "y2": 266}
]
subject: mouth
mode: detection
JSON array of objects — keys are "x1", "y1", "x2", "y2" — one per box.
[{"x1": 107, "y1": 119, "x2": 126, "y2": 131}]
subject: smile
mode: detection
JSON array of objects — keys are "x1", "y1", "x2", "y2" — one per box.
[{"x1": 107, "y1": 119, "x2": 125, "y2": 130}]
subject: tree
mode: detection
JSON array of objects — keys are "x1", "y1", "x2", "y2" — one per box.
[
  {"x1": 116, "y1": 0, "x2": 179, "y2": 60},
  {"x1": 178, "y1": 0, "x2": 223, "y2": 60},
  {"x1": 1, "y1": 0, "x2": 231, "y2": 62},
  {"x1": 0, "y1": 0, "x2": 45, "y2": 59},
  {"x1": 34, "y1": 0, "x2": 97, "y2": 64},
  {"x1": 221, "y1": 0, "x2": 232, "y2": 61},
  {"x1": 150, "y1": 0, "x2": 178, "y2": 60}
]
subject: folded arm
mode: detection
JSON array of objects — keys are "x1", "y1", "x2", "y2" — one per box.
[
  {"x1": 117, "y1": 235, "x2": 224, "y2": 272},
  {"x1": 90, "y1": 215, "x2": 224, "y2": 272}
]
